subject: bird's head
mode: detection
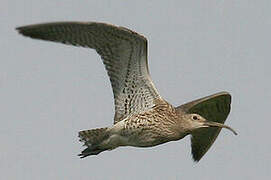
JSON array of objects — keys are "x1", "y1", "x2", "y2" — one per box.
[{"x1": 183, "y1": 113, "x2": 237, "y2": 135}]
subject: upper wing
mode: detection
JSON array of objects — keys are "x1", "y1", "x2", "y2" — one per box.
[
  {"x1": 17, "y1": 22, "x2": 162, "y2": 124},
  {"x1": 175, "y1": 92, "x2": 231, "y2": 161}
]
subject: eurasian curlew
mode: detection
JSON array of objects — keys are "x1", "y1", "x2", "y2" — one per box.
[{"x1": 16, "y1": 22, "x2": 237, "y2": 161}]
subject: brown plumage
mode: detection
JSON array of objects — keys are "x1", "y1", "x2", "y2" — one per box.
[{"x1": 16, "y1": 21, "x2": 237, "y2": 162}]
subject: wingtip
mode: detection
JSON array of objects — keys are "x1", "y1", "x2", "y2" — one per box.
[
  {"x1": 191, "y1": 153, "x2": 202, "y2": 162},
  {"x1": 15, "y1": 26, "x2": 30, "y2": 37},
  {"x1": 15, "y1": 26, "x2": 23, "y2": 33}
]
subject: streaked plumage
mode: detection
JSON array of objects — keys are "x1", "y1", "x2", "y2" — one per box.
[{"x1": 16, "y1": 22, "x2": 237, "y2": 161}]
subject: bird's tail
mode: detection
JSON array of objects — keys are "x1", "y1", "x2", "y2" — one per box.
[{"x1": 78, "y1": 127, "x2": 110, "y2": 158}]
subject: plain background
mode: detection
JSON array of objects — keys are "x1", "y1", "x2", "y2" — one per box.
[{"x1": 1, "y1": 0, "x2": 270, "y2": 179}]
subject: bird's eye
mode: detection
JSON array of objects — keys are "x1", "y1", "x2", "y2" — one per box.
[{"x1": 192, "y1": 116, "x2": 198, "y2": 120}]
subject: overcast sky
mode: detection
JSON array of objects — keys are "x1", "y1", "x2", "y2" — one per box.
[{"x1": 1, "y1": 0, "x2": 271, "y2": 179}]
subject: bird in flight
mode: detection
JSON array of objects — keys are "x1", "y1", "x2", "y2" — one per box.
[{"x1": 16, "y1": 22, "x2": 237, "y2": 161}]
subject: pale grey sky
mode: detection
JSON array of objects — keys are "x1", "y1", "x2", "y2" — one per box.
[{"x1": 1, "y1": 0, "x2": 271, "y2": 179}]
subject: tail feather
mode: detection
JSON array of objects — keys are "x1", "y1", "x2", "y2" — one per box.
[{"x1": 78, "y1": 127, "x2": 109, "y2": 158}]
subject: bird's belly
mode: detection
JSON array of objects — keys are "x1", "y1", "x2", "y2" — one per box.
[
  {"x1": 112, "y1": 117, "x2": 173, "y2": 147},
  {"x1": 120, "y1": 130, "x2": 168, "y2": 147}
]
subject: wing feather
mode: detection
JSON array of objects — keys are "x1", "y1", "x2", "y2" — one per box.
[
  {"x1": 17, "y1": 22, "x2": 162, "y2": 123},
  {"x1": 176, "y1": 92, "x2": 231, "y2": 161}
]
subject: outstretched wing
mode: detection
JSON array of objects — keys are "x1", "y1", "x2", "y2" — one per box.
[
  {"x1": 176, "y1": 92, "x2": 231, "y2": 161},
  {"x1": 17, "y1": 22, "x2": 162, "y2": 124}
]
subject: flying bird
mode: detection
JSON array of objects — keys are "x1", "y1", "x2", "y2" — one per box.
[{"x1": 16, "y1": 22, "x2": 237, "y2": 161}]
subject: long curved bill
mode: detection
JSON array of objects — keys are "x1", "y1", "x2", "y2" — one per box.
[{"x1": 203, "y1": 121, "x2": 238, "y2": 135}]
